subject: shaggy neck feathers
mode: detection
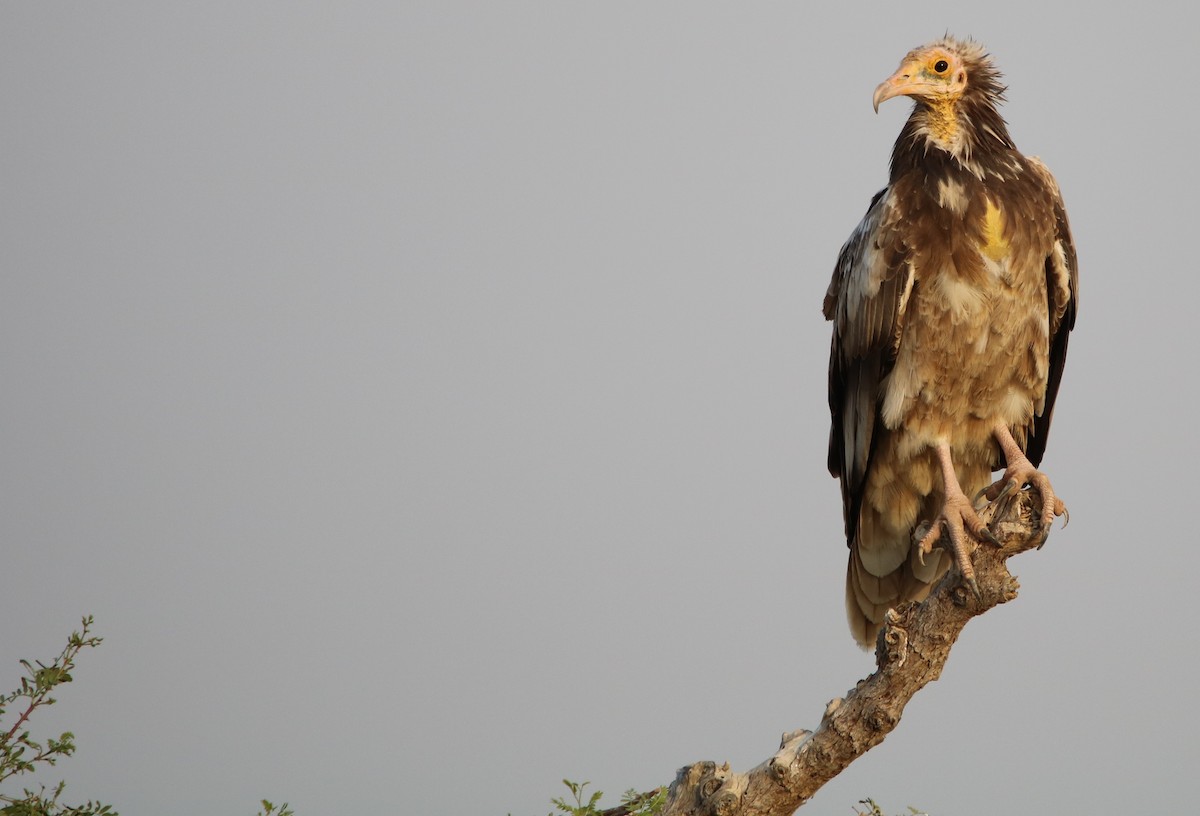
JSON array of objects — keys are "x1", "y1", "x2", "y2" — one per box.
[{"x1": 889, "y1": 55, "x2": 1015, "y2": 182}]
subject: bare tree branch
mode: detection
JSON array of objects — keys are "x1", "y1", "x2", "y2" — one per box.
[{"x1": 658, "y1": 489, "x2": 1055, "y2": 816}]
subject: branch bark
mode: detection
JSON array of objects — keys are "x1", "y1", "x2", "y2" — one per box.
[{"x1": 656, "y1": 489, "x2": 1055, "y2": 816}]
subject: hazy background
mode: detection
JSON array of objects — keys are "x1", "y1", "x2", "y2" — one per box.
[{"x1": 2, "y1": 3, "x2": 1194, "y2": 814}]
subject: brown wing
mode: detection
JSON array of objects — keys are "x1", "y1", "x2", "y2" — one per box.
[
  {"x1": 1023, "y1": 157, "x2": 1078, "y2": 467},
  {"x1": 825, "y1": 187, "x2": 914, "y2": 544}
]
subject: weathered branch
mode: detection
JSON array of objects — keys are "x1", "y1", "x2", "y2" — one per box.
[{"x1": 658, "y1": 489, "x2": 1055, "y2": 816}]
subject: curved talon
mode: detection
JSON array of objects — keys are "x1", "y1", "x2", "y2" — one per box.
[
  {"x1": 927, "y1": 503, "x2": 981, "y2": 584},
  {"x1": 961, "y1": 510, "x2": 994, "y2": 548},
  {"x1": 915, "y1": 521, "x2": 942, "y2": 568},
  {"x1": 925, "y1": 440, "x2": 997, "y2": 590},
  {"x1": 965, "y1": 575, "x2": 982, "y2": 603},
  {"x1": 1034, "y1": 526, "x2": 1051, "y2": 550},
  {"x1": 990, "y1": 423, "x2": 1068, "y2": 545},
  {"x1": 987, "y1": 477, "x2": 1020, "y2": 504}
]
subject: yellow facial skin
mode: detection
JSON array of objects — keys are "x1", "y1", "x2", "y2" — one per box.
[
  {"x1": 872, "y1": 50, "x2": 968, "y2": 112},
  {"x1": 872, "y1": 48, "x2": 971, "y2": 151}
]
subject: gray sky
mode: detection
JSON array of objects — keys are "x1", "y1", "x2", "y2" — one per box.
[{"x1": 1, "y1": 3, "x2": 1195, "y2": 815}]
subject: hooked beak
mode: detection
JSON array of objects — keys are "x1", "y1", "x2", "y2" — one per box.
[{"x1": 872, "y1": 60, "x2": 925, "y2": 113}]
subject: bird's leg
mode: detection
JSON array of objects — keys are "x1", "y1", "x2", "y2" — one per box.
[
  {"x1": 915, "y1": 440, "x2": 999, "y2": 600},
  {"x1": 981, "y1": 421, "x2": 1067, "y2": 545}
]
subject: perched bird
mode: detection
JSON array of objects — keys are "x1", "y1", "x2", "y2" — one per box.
[{"x1": 824, "y1": 36, "x2": 1078, "y2": 648}]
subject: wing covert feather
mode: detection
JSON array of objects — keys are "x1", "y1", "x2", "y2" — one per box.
[
  {"x1": 826, "y1": 188, "x2": 914, "y2": 542},
  {"x1": 1024, "y1": 157, "x2": 1078, "y2": 467}
]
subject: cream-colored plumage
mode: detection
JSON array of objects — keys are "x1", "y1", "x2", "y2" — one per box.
[{"x1": 826, "y1": 38, "x2": 1077, "y2": 648}]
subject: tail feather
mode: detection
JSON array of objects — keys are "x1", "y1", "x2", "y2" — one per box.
[{"x1": 846, "y1": 542, "x2": 951, "y2": 649}]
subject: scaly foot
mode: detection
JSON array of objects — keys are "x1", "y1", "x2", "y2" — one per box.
[
  {"x1": 918, "y1": 441, "x2": 1001, "y2": 601},
  {"x1": 984, "y1": 423, "x2": 1068, "y2": 545}
]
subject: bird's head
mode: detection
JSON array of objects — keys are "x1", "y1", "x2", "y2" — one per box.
[
  {"x1": 874, "y1": 36, "x2": 1012, "y2": 167},
  {"x1": 873, "y1": 41, "x2": 974, "y2": 113}
]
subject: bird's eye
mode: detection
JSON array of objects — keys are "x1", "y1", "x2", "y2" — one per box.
[{"x1": 934, "y1": 60, "x2": 949, "y2": 73}]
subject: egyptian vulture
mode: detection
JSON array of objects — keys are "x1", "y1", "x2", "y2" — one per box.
[{"x1": 825, "y1": 37, "x2": 1078, "y2": 648}]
